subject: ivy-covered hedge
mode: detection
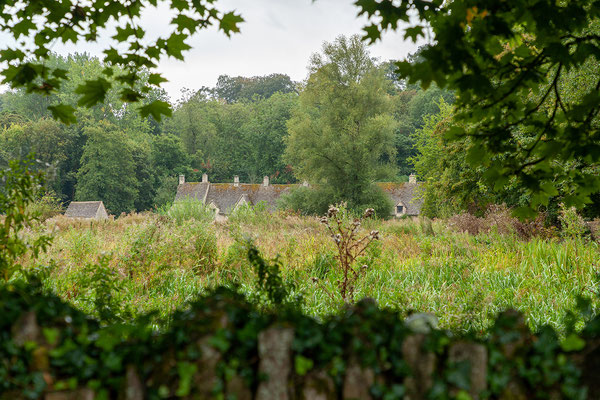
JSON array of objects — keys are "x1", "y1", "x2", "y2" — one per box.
[{"x1": 2, "y1": 280, "x2": 600, "y2": 400}]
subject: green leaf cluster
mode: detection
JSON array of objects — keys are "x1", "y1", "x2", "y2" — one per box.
[
  {"x1": 0, "y1": 0, "x2": 244, "y2": 123},
  {"x1": 356, "y1": 0, "x2": 600, "y2": 214}
]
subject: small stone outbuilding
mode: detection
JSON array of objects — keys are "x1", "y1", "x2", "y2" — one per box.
[{"x1": 64, "y1": 201, "x2": 109, "y2": 220}]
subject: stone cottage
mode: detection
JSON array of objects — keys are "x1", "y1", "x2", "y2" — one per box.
[
  {"x1": 376, "y1": 174, "x2": 423, "y2": 217},
  {"x1": 64, "y1": 201, "x2": 109, "y2": 220},
  {"x1": 175, "y1": 173, "x2": 423, "y2": 218}
]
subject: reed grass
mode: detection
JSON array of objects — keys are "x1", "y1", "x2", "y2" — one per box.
[{"x1": 24, "y1": 211, "x2": 600, "y2": 333}]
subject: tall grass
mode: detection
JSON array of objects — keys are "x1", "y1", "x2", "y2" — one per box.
[
  {"x1": 157, "y1": 198, "x2": 215, "y2": 225},
  {"x1": 23, "y1": 211, "x2": 600, "y2": 334}
]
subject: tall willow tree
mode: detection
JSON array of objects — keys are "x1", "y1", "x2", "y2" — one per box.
[{"x1": 284, "y1": 35, "x2": 396, "y2": 213}]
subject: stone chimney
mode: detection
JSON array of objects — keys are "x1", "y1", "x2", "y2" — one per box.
[
  {"x1": 409, "y1": 174, "x2": 417, "y2": 184},
  {"x1": 202, "y1": 173, "x2": 208, "y2": 183},
  {"x1": 263, "y1": 176, "x2": 269, "y2": 187},
  {"x1": 179, "y1": 174, "x2": 185, "y2": 185},
  {"x1": 234, "y1": 175, "x2": 240, "y2": 187}
]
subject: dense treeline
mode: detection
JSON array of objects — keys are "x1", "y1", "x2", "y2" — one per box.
[
  {"x1": 2, "y1": 38, "x2": 598, "y2": 220},
  {"x1": 0, "y1": 42, "x2": 453, "y2": 215}
]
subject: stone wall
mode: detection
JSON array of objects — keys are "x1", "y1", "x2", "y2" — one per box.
[{"x1": 2, "y1": 286, "x2": 599, "y2": 399}]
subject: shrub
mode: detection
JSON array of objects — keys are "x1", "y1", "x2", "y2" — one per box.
[
  {"x1": 247, "y1": 242, "x2": 300, "y2": 309},
  {"x1": 277, "y1": 186, "x2": 330, "y2": 215},
  {"x1": 278, "y1": 184, "x2": 393, "y2": 218},
  {"x1": 315, "y1": 203, "x2": 380, "y2": 304},
  {"x1": 559, "y1": 203, "x2": 589, "y2": 240},
  {"x1": 25, "y1": 192, "x2": 63, "y2": 223},
  {"x1": 0, "y1": 157, "x2": 52, "y2": 281},
  {"x1": 448, "y1": 204, "x2": 557, "y2": 239},
  {"x1": 160, "y1": 197, "x2": 214, "y2": 225},
  {"x1": 77, "y1": 254, "x2": 132, "y2": 323},
  {"x1": 228, "y1": 201, "x2": 270, "y2": 225},
  {"x1": 448, "y1": 212, "x2": 485, "y2": 235},
  {"x1": 153, "y1": 175, "x2": 178, "y2": 209}
]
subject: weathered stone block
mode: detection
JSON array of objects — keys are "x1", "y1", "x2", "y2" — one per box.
[
  {"x1": 497, "y1": 309, "x2": 528, "y2": 359},
  {"x1": 256, "y1": 326, "x2": 294, "y2": 400},
  {"x1": 226, "y1": 374, "x2": 252, "y2": 400},
  {"x1": 122, "y1": 364, "x2": 144, "y2": 400},
  {"x1": 402, "y1": 334, "x2": 435, "y2": 400},
  {"x1": 301, "y1": 370, "x2": 335, "y2": 400},
  {"x1": 448, "y1": 342, "x2": 487, "y2": 399},
  {"x1": 343, "y1": 361, "x2": 374, "y2": 400},
  {"x1": 193, "y1": 336, "x2": 222, "y2": 398},
  {"x1": 498, "y1": 381, "x2": 528, "y2": 400},
  {"x1": 45, "y1": 388, "x2": 95, "y2": 400},
  {"x1": 12, "y1": 310, "x2": 42, "y2": 346}
]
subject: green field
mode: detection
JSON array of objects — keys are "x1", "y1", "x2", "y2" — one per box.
[{"x1": 20, "y1": 203, "x2": 599, "y2": 335}]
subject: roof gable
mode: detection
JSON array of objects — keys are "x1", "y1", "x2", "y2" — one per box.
[
  {"x1": 65, "y1": 201, "x2": 106, "y2": 218},
  {"x1": 377, "y1": 182, "x2": 424, "y2": 215},
  {"x1": 204, "y1": 183, "x2": 294, "y2": 214},
  {"x1": 175, "y1": 182, "x2": 210, "y2": 202}
]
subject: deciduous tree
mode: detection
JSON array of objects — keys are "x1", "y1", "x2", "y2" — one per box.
[
  {"x1": 76, "y1": 122, "x2": 138, "y2": 214},
  {"x1": 356, "y1": 0, "x2": 600, "y2": 215},
  {"x1": 284, "y1": 35, "x2": 396, "y2": 213}
]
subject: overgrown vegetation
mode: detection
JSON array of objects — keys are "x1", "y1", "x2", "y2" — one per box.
[
  {"x1": 0, "y1": 158, "x2": 52, "y2": 281},
  {"x1": 315, "y1": 204, "x2": 380, "y2": 303},
  {"x1": 14, "y1": 206, "x2": 597, "y2": 335}
]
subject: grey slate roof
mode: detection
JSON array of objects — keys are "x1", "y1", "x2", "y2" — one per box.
[
  {"x1": 174, "y1": 182, "x2": 210, "y2": 202},
  {"x1": 64, "y1": 201, "x2": 106, "y2": 219},
  {"x1": 376, "y1": 182, "x2": 424, "y2": 216},
  {"x1": 174, "y1": 180, "x2": 423, "y2": 216},
  {"x1": 204, "y1": 183, "x2": 294, "y2": 214}
]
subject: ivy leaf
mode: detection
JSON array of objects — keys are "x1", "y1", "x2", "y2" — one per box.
[
  {"x1": 219, "y1": 12, "x2": 244, "y2": 37},
  {"x1": 75, "y1": 78, "x2": 112, "y2": 108},
  {"x1": 47, "y1": 104, "x2": 77, "y2": 125},
  {"x1": 139, "y1": 100, "x2": 173, "y2": 121},
  {"x1": 175, "y1": 362, "x2": 197, "y2": 397},
  {"x1": 294, "y1": 355, "x2": 314, "y2": 376},
  {"x1": 561, "y1": 334, "x2": 586, "y2": 352}
]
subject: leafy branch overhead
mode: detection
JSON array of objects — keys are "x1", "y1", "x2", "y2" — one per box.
[
  {"x1": 0, "y1": 1, "x2": 244, "y2": 123},
  {"x1": 356, "y1": 0, "x2": 600, "y2": 215}
]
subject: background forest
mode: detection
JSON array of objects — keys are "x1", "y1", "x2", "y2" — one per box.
[
  {"x1": 0, "y1": 38, "x2": 455, "y2": 216},
  {"x1": 2, "y1": 35, "x2": 599, "y2": 221}
]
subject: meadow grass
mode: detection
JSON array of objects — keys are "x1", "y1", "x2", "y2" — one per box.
[{"x1": 23, "y1": 208, "x2": 600, "y2": 334}]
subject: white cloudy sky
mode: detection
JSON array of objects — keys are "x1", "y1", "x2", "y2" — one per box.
[{"x1": 3, "y1": 0, "x2": 425, "y2": 102}]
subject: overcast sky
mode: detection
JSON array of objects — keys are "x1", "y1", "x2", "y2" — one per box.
[{"x1": 3, "y1": 0, "x2": 424, "y2": 102}]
